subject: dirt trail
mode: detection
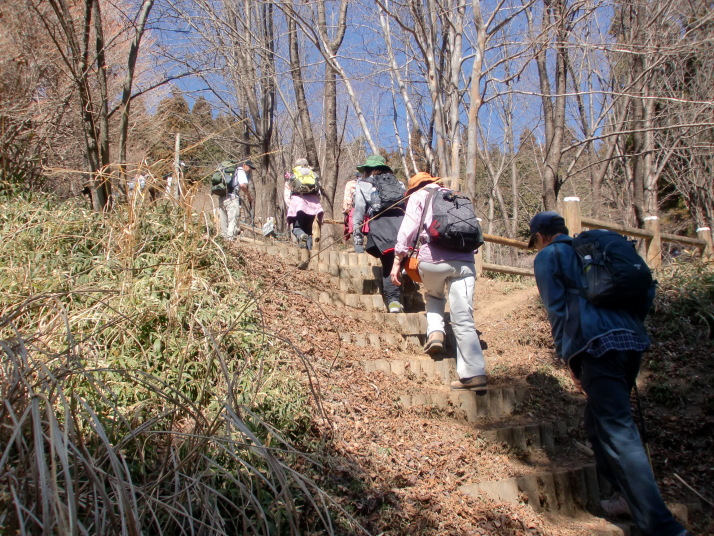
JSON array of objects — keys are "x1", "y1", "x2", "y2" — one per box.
[{"x1": 475, "y1": 279, "x2": 540, "y2": 323}]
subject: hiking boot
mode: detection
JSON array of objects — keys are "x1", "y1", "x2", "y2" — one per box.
[
  {"x1": 450, "y1": 375, "x2": 488, "y2": 390},
  {"x1": 388, "y1": 301, "x2": 404, "y2": 313},
  {"x1": 298, "y1": 233, "x2": 309, "y2": 249},
  {"x1": 423, "y1": 331, "x2": 444, "y2": 355},
  {"x1": 600, "y1": 493, "x2": 631, "y2": 517}
]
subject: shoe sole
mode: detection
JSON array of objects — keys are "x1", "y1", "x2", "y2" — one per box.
[
  {"x1": 423, "y1": 342, "x2": 443, "y2": 355},
  {"x1": 450, "y1": 384, "x2": 488, "y2": 391},
  {"x1": 452, "y1": 385, "x2": 489, "y2": 396},
  {"x1": 451, "y1": 378, "x2": 488, "y2": 390}
]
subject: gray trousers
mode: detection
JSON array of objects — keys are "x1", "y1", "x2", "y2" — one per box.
[
  {"x1": 419, "y1": 260, "x2": 486, "y2": 379},
  {"x1": 213, "y1": 194, "x2": 241, "y2": 238}
]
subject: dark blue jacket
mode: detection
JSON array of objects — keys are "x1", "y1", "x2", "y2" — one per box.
[{"x1": 534, "y1": 234, "x2": 651, "y2": 363}]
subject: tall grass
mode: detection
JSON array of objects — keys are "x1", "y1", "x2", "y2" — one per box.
[{"x1": 0, "y1": 190, "x2": 358, "y2": 535}]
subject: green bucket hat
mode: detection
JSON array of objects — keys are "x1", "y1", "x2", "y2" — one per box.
[{"x1": 356, "y1": 154, "x2": 393, "y2": 174}]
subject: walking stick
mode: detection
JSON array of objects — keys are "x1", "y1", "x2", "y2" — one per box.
[{"x1": 633, "y1": 383, "x2": 653, "y2": 471}]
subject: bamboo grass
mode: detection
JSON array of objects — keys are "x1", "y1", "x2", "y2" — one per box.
[{"x1": 0, "y1": 190, "x2": 363, "y2": 535}]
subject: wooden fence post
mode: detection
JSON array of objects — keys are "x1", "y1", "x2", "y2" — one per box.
[
  {"x1": 697, "y1": 227, "x2": 713, "y2": 262},
  {"x1": 563, "y1": 197, "x2": 582, "y2": 235},
  {"x1": 475, "y1": 218, "x2": 484, "y2": 276},
  {"x1": 174, "y1": 133, "x2": 182, "y2": 201},
  {"x1": 644, "y1": 216, "x2": 662, "y2": 269}
]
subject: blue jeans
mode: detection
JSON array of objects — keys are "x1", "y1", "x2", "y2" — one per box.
[{"x1": 575, "y1": 350, "x2": 684, "y2": 536}]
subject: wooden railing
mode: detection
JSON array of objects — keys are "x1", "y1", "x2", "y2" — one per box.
[
  {"x1": 563, "y1": 197, "x2": 713, "y2": 270},
  {"x1": 311, "y1": 200, "x2": 714, "y2": 277}
]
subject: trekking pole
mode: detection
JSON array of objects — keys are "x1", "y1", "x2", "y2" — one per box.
[{"x1": 633, "y1": 383, "x2": 654, "y2": 471}]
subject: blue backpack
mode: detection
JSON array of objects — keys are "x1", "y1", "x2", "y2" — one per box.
[{"x1": 570, "y1": 229, "x2": 654, "y2": 310}]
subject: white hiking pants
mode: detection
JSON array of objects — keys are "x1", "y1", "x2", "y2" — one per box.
[
  {"x1": 418, "y1": 260, "x2": 486, "y2": 379},
  {"x1": 213, "y1": 194, "x2": 241, "y2": 239}
]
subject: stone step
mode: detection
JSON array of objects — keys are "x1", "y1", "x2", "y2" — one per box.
[
  {"x1": 365, "y1": 355, "x2": 455, "y2": 381},
  {"x1": 480, "y1": 418, "x2": 581, "y2": 452},
  {"x1": 338, "y1": 313, "x2": 426, "y2": 350},
  {"x1": 341, "y1": 310, "x2": 426, "y2": 334},
  {"x1": 398, "y1": 386, "x2": 528, "y2": 421},
  {"x1": 339, "y1": 332, "x2": 414, "y2": 351},
  {"x1": 461, "y1": 464, "x2": 602, "y2": 516},
  {"x1": 317, "y1": 262, "x2": 380, "y2": 280},
  {"x1": 245, "y1": 240, "x2": 428, "y2": 310},
  {"x1": 247, "y1": 241, "x2": 381, "y2": 269},
  {"x1": 326, "y1": 273, "x2": 381, "y2": 295},
  {"x1": 361, "y1": 325, "x2": 488, "y2": 377},
  {"x1": 367, "y1": 354, "x2": 577, "y2": 451},
  {"x1": 303, "y1": 288, "x2": 386, "y2": 312},
  {"x1": 461, "y1": 471, "x2": 690, "y2": 535},
  {"x1": 343, "y1": 311, "x2": 471, "y2": 344}
]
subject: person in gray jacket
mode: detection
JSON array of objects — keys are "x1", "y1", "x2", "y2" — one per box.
[
  {"x1": 530, "y1": 211, "x2": 693, "y2": 536},
  {"x1": 352, "y1": 154, "x2": 406, "y2": 313}
]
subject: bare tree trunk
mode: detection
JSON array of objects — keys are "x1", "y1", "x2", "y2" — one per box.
[
  {"x1": 625, "y1": 1, "x2": 654, "y2": 227},
  {"x1": 378, "y1": 4, "x2": 435, "y2": 171},
  {"x1": 531, "y1": 0, "x2": 569, "y2": 210},
  {"x1": 446, "y1": 0, "x2": 465, "y2": 180},
  {"x1": 591, "y1": 97, "x2": 630, "y2": 218},
  {"x1": 316, "y1": 0, "x2": 348, "y2": 219},
  {"x1": 222, "y1": 0, "x2": 277, "y2": 222},
  {"x1": 118, "y1": 0, "x2": 155, "y2": 181},
  {"x1": 39, "y1": 0, "x2": 110, "y2": 210},
  {"x1": 287, "y1": 8, "x2": 319, "y2": 171},
  {"x1": 282, "y1": 2, "x2": 378, "y2": 157},
  {"x1": 465, "y1": 0, "x2": 486, "y2": 200},
  {"x1": 258, "y1": 1, "x2": 277, "y2": 222}
]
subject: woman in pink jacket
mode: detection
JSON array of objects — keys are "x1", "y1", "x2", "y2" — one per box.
[{"x1": 389, "y1": 172, "x2": 487, "y2": 390}]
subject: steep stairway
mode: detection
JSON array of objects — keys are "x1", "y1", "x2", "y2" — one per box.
[{"x1": 242, "y1": 237, "x2": 688, "y2": 536}]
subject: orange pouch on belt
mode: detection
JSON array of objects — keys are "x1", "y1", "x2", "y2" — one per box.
[{"x1": 402, "y1": 256, "x2": 421, "y2": 283}]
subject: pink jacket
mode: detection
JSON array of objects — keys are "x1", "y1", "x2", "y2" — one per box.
[{"x1": 286, "y1": 193, "x2": 324, "y2": 221}]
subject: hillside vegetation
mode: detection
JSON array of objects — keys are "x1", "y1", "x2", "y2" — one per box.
[{"x1": 0, "y1": 190, "x2": 346, "y2": 534}]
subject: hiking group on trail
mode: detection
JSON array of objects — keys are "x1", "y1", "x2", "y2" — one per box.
[{"x1": 207, "y1": 153, "x2": 695, "y2": 536}]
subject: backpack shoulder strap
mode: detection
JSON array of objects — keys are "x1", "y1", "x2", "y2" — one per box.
[
  {"x1": 551, "y1": 239, "x2": 582, "y2": 293},
  {"x1": 410, "y1": 188, "x2": 438, "y2": 253}
]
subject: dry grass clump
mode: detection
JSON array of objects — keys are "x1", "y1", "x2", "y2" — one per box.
[
  {"x1": 0, "y1": 191, "x2": 359, "y2": 535},
  {"x1": 651, "y1": 261, "x2": 714, "y2": 342}
]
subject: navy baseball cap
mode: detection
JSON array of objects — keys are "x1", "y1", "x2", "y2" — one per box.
[
  {"x1": 240, "y1": 159, "x2": 256, "y2": 169},
  {"x1": 528, "y1": 211, "x2": 566, "y2": 248}
]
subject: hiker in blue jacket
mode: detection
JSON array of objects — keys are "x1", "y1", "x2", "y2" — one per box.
[{"x1": 529, "y1": 211, "x2": 692, "y2": 536}]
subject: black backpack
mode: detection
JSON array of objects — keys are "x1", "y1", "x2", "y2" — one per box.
[
  {"x1": 425, "y1": 188, "x2": 484, "y2": 252},
  {"x1": 365, "y1": 173, "x2": 405, "y2": 217},
  {"x1": 569, "y1": 229, "x2": 654, "y2": 310}
]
